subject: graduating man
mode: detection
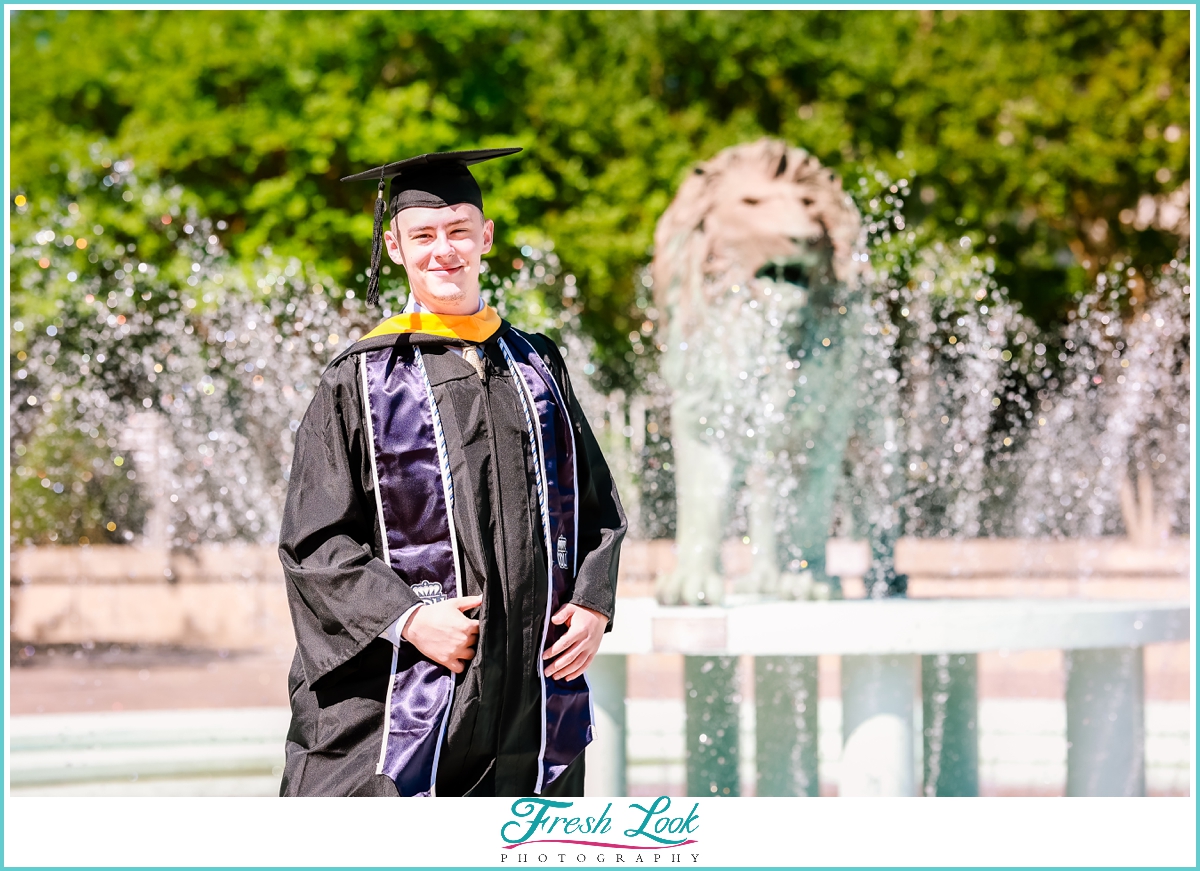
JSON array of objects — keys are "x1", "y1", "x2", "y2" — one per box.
[{"x1": 278, "y1": 148, "x2": 626, "y2": 797}]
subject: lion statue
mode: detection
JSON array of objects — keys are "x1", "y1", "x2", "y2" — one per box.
[{"x1": 651, "y1": 138, "x2": 872, "y2": 606}]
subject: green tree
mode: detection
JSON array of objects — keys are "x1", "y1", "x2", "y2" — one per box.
[
  {"x1": 11, "y1": 10, "x2": 1189, "y2": 386},
  {"x1": 10, "y1": 407, "x2": 147, "y2": 547}
]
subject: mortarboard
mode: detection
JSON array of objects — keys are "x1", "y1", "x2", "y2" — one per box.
[{"x1": 342, "y1": 147, "x2": 522, "y2": 306}]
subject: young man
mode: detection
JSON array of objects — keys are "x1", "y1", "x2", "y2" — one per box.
[{"x1": 278, "y1": 149, "x2": 626, "y2": 797}]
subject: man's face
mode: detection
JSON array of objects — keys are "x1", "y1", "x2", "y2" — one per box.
[{"x1": 384, "y1": 203, "x2": 494, "y2": 315}]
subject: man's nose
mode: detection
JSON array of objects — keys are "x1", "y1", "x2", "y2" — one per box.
[{"x1": 431, "y1": 231, "x2": 455, "y2": 258}]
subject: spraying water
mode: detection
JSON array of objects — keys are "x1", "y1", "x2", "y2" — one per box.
[
  {"x1": 10, "y1": 162, "x2": 573, "y2": 551},
  {"x1": 10, "y1": 149, "x2": 1190, "y2": 574}
]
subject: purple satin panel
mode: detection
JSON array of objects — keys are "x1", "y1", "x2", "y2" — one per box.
[
  {"x1": 504, "y1": 333, "x2": 592, "y2": 787},
  {"x1": 382, "y1": 647, "x2": 453, "y2": 797},
  {"x1": 364, "y1": 348, "x2": 457, "y2": 796},
  {"x1": 364, "y1": 349, "x2": 458, "y2": 600}
]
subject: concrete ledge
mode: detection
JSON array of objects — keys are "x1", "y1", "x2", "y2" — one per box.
[
  {"x1": 11, "y1": 581, "x2": 294, "y2": 649},
  {"x1": 9, "y1": 707, "x2": 288, "y2": 791},
  {"x1": 14, "y1": 741, "x2": 284, "y2": 786},
  {"x1": 10, "y1": 707, "x2": 290, "y2": 751},
  {"x1": 11, "y1": 774, "x2": 282, "y2": 797},
  {"x1": 600, "y1": 597, "x2": 1190, "y2": 657},
  {"x1": 10, "y1": 544, "x2": 284, "y2": 585}
]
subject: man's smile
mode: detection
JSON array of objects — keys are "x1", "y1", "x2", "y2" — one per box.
[{"x1": 385, "y1": 202, "x2": 495, "y2": 314}]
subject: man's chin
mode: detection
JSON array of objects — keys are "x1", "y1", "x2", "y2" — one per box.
[
  {"x1": 417, "y1": 281, "x2": 479, "y2": 313},
  {"x1": 427, "y1": 286, "x2": 468, "y2": 304}
]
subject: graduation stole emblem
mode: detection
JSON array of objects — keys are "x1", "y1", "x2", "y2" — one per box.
[
  {"x1": 557, "y1": 535, "x2": 569, "y2": 570},
  {"x1": 357, "y1": 325, "x2": 592, "y2": 797},
  {"x1": 410, "y1": 579, "x2": 447, "y2": 605}
]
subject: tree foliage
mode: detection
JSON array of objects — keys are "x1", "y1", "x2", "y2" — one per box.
[{"x1": 11, "y1": 9, "x2": 1189, "y2": 386}]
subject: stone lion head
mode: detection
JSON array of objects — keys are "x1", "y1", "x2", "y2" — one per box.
[{"x1": 652, "y1": 138, "x2": 861, "y2": 334}]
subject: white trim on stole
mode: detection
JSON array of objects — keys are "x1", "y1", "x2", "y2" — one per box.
[
  {"x1": 413, "y1": 346, "x2": 465, "y2": 797},
  {"x1": 499, "y1": 337, "x2": 556, "y2": 795},
  {"x1": 360, "y1": 354, "x2": 401, "y2": 778}
]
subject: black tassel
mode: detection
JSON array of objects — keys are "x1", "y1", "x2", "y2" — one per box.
[{"x1": 367, "y1": 176, "x2": 386, "y2": 307}]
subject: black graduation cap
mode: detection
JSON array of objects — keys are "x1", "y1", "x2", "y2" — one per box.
[{"x1": 342, "y1": 147, "x2": 522, "y2": 306}]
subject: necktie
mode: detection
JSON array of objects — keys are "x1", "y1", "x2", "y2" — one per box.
[{"x1": 462, "y1": 345, "x2": 486, "y2": 380}]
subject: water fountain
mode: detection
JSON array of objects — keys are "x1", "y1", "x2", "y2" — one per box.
[
  {"x1": 597, "y1": 138, "x2": 1191, "y2": 798},
  {"x1": 9, "y1": 146, "x2": 1190, "y2": 798}
]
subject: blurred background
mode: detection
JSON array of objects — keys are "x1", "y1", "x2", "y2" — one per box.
[{"x1": 7, "y1": 9, "x2": 1190, "y2": 797}]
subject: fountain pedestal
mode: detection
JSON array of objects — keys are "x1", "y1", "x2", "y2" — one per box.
[
  {"x1": 1066, "y1": 646, "x2": 1145, "y2": 796},
  {"x1": 921, "y1": 652, "x2": 979, "y2": 796},
  {"x1": 840, "y1": 653, "x2": 919, "y2": 796},
  {"x1": 755, "y1": 656, "x2": 819, "y2": 796},
  {"x1": 583, "y1": 653, "x2": 628, "y2": 797},
  {"x1": 684, "y1": 656, "x2": 740, "y2": 796}
]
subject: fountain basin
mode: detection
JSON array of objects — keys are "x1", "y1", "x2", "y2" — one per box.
[{"x1": 588, "y1": 597, "x2": 1189, "y2": 797}]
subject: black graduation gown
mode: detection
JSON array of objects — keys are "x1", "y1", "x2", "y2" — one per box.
[{"x1": 277, "y1": 322, "x2": 626, "y2": 797}]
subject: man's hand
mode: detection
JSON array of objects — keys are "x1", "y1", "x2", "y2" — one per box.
[
  {"x1": 542, "y1": 603, "x2": 607, "y2": 682},
  {"x1": 401, "y1": 595, "x2": 482, "y2": 674}
]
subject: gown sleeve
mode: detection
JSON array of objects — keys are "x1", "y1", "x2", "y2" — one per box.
[
  {"x1": 278, "y1": 353, "x2": 423, "y2": 688},
  {"x1": 529, "y1": 334, "x2": 628, "y2": 630}
]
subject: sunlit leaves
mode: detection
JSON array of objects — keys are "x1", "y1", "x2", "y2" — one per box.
[{"x1": 11, "y1": 10, "x2": 1187, "y2": 389}]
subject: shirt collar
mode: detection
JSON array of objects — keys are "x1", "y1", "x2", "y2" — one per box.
[{"x1": 403, "y1": 293, "x2": 486, "y2": 315}]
